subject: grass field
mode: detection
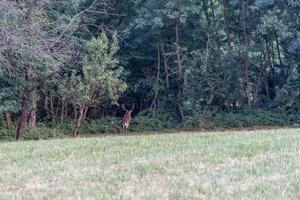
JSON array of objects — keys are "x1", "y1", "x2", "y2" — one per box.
[{"x1": 1, "y1": 128, "x2": 300, "y2": 199}]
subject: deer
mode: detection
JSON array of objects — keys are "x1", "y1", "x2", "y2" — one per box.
[{"x1": 121, "y1": 104, "x2": 134, "y2": 132}]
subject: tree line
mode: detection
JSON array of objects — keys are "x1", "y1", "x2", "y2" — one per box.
[{"x1": 1, "y1": 0, "x2": 300, "y2": 139}]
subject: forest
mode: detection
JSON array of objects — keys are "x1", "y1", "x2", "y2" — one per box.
[{"x1": 1, "y1": 0, "x2": 300, "y2": 140}]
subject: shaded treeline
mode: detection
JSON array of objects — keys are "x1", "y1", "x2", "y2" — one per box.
[{"x1": 0, "y1": 0, "x2": 300, "y2": 138}]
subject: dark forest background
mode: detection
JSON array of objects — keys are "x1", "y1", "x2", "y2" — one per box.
[{"x1": 1, "y1": 0, "x2": 300, "y2": 140}]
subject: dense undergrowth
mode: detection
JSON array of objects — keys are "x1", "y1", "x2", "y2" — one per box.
[
  {"x1": 1, "y1": 109, "x2": 300, "y2": 141},
  {"x1": 184, "y1": 109, "x2": 300, "y2": 129}
]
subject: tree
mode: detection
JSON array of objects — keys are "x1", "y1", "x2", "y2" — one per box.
[
  {"x1": 71, "y1": 33, "x2": 126, "y2": 136},
  {"x1": 1, "y1": 0, "x2": 300, "y2": 135},
  {"x1": 0, "y1": 0, "x2": 73, "y2": 139}
]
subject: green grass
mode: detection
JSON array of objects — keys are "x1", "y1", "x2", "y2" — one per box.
[{"x1": 1, "y1": 128, "x2": 300, "y2": 199}]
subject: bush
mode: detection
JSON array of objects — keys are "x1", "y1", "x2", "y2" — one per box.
[
  {"x1": 212, "y1": 110, "x2": 300, "y2": 128},
  {"x1": 56, "y1": 118, "x2": 75, "y2": 134},
  {"x1": 0, "y1": 124, "x2": 64, "y2": 141},
  {"x1": 183, "y1": 115, "x2": 203, "y2": 129},
  {"x1": 46, "y1": 117, "x2": 122, "y2": 134},
  {"x1": 183, "y1": 109, "x2": 300, "y2": 129},
  {"x1": 130, "y1": 113, "x2": 178, "y2": 132},
  {"x1": 23, "y1": 124, "x2": 64, "y2": 140},
  {"x1": 49, "y1": 115, "x2": 177, "y2": 134},
  {"x1": 80, "y1": 117, "x2": 122, "y2": 134},
  {"x1": 0, "y1": 128, "x2": 15, "y2": 141}
]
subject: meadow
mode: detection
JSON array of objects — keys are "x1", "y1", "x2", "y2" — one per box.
[{"x1": 1, "y1": 128, "x2": 300, "y2": 199}]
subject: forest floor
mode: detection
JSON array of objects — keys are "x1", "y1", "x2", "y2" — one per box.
[{"x1": 1, "y1": 128, "x2": 300, "y2": 199}]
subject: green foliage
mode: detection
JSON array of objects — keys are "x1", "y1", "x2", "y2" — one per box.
[
  {"x1": 47, "y1": 117, "x2": 122, "y2": 134},
  {"x1": 23, "y1": 124, "x2": 64, "y2": 141},
  {"x1": 183, "y1": 114, "x2": 202, "y2": 129},
  {"x1": 0, "y1": 128, "x2": 15, "y2": 141},
  {"x1": 70, "y1": 33, "x2": 127, "y2": 107},
  {"x1": 84, "y1": 33, "x2": 127, "y2": 103},
  {"x1": 184, "y1": 109, "x2": 300, "y2": 129},
  {"x1": 0, "y1": 76, "x2": 22, "y2": 114},
  {"x1": 45, "y1": 119, "x2": 75, "y2": 134},
  {"x1": 130, "y1": 113, "x2": 178, "y2": 132},
  {"x1": 0, "y1": 123, "x2": 66, "y2": 142},
  {"x1": 80, "y1": 117, "x2": 122, "y2": 134},
  {"x1": 1, "y1": 0, "x2": 300, "y2": 136}
]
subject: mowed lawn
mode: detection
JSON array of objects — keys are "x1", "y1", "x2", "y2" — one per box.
[{"x1": 1, "y1": 129, "x2": 300, "y2": 199}]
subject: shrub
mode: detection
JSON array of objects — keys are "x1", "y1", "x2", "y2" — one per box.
[
  {"x1": 56, "y1": 118, "x2": 75, "y2": 134},
  {"x1": 23, "y1": 124, "x2": 64, "y2": 140},
  {"x1": 183, "y1": 109, "x2": 300, "y2": 129},
  {"x1": 130, "y1": 113, "x2": 178, "y2": 132},
  {"x1": 80, "y1": 117, "x2": 122, "y2": 134},
  {"x1": 0, "y1": 128, "x2": 15, "y2": 141},
  {"x1": 183, "y1": 114, "x2": 205, "y2": 129},
  {"x1": 46, "y1": 117, "x2": 122, "y2": 134}
]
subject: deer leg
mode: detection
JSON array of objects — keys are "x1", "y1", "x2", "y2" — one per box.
[{"x1": 122, "y1": 123, "x2": 125, "y2": 132}]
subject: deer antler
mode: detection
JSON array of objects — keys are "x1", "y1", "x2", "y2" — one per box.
[
  {"x1": 130, "y1": 103, "x2": 134, "y2": 112},
  {"x1": 121, "y1": 104, "x2": 128, "y2": 112}
]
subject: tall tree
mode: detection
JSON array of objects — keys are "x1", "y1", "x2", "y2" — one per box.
[{"x1": 70, "y1": 33, "x2": 126, "y2": 136}]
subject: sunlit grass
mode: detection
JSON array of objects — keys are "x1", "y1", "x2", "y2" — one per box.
[{"x1": 1, "y1": 128, "x2": 300, "y2": 199}]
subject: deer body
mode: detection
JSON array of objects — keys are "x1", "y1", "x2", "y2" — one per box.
[{"x1": 121, "y1": 104, "x2": 134, "y2": 132}]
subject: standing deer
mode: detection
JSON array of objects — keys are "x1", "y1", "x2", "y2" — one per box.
[{"x1": 121, "y1": 104, "x2": 134, "y2": 132}]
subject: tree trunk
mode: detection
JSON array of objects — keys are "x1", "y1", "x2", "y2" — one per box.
[
  {"x1": 275, "y1": 32, "x2": 283, "y2": 67},
  {"x1": 44, "y1": 96, "x2": 50, "y2": 119},
  {"x1": 72, "y1": 104, "x2": 85, "y2": 137},
  {"x1": 16, "y1": 96, "x2": 30, "y2": 140},
  {"x1": 265, "y1": 39, "x2": 274, "y2": 74},
  {"x1": 210, "y1": 0, "x2": 216, "y2": 26},
  {"x1": 261, "y1": 51, "x2": 270, "y2": 100},
  {"x1": 220, "y1": 0, "x2": 232, "y2": 49},
  {"x1": 60, "y1": 96, "x2": 66, "y2": 124},
  {"x1": 270, "y1": 39, "x2": 276, "y2": 69},
  {"x1": 203, "y1": 91, "x2": 215, "y2": 115},
  {"x1": 28, "y1": 90, "x2": 37, "y2": 127},
  {"x1": 288, "y1": 55, "x2": 294, "y2": 79},
  {"x1": 28, "y1": 109, "x2": 36, "y2": 127},
  {"x1": 203, "y1": 0, "x2": 211, "y2": 27},
  {"x1": 150, "y1": 44, "x2": 161, "y2": 112},
  {"x1": 210, "y1": 0, "x2": 221, "y2": 50},
  {"x1": 5, "y1": 112, "x2": 14, "y2": 128},
  {"x1": 254, "y1": 76, "x2": 260, "y2": 105},
  {"x1": 161, "y1": 44, "x2": 170, "y2": 89},
  {"x1": 241, "y1": 0, "x2": 251, "y2": 108},
  {"x1": 64, "y1": 100, "x2": 68, "y2": 118},
  {"x1": 175, "y1": 0, "x2": 185, "y2": 121},
  {"x1": 82, "y1": 106, "x2": 88, "y2": 121},
  {"x1": 49, "y1": 93, "x2": 55, "y2": 121},
  {"x1": 73, "y1": 101, "x2": 78, "y2": 119},
  {"x1": 263, "y1": 75, "x2": 270, "y2": 100},
  {"x1": 16, "y1": 67, "x2": 33, "y2": 140}
]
